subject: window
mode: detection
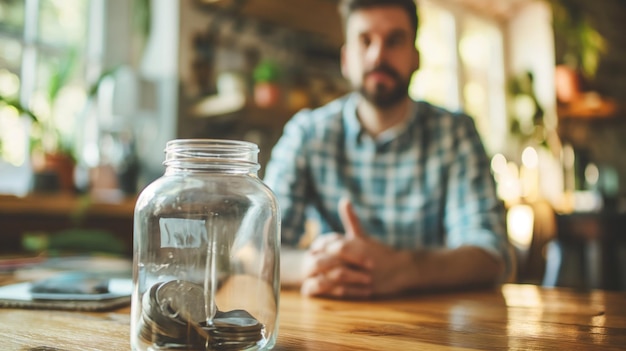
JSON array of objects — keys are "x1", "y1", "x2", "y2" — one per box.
[
  {"x1": 458, "y1": 13, "x2": 507, "y2": 154},
  {"x1": 410, "y1": 2, "x2": 460, "y2": 111},
  {"x1": 0, "y1": 0, "x2": 97, "y2": 167},
  {"x1": 410, "y1": 1, "x2": 507, "y2": 155}
]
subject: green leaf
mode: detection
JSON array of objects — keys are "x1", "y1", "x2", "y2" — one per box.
[
  {"x1": 0, "y1": 94, "x2": 39, "y2": 122},
  {"x1": 47, "y1": 48, "x2": 78, "y2": 102},
  {"x1": 253, "y1": 60, "x2": 281, "y2": 83},
  {"x1": 548, "y1": 0, "x2": 607, "y2": 78},
  {"x1": 87, "y1": 65, "x2": 122, "y2": 97}
]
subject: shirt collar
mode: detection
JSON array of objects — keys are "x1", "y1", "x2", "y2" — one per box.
[
  {"x1": 342, "y1": 93, "x2": 417, "y2": 146},
  {"x1": 342, "y1": 93, "x2": 363, "y2": 143}
]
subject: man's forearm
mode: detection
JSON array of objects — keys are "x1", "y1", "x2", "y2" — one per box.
[
  {"x1": 280, "y1": 244, "x2": 505, "y2": 297},
  {"x1": 393, "y1": 246, "x2": 505, "y2": 292}
]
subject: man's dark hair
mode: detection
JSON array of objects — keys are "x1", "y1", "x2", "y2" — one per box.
[{"x1": 338, "y1": 0, "x2": 419, "y2": 38}]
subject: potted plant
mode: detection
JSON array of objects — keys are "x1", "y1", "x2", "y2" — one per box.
[
  {"x1": 28, "y1": 50, "x2": 79, "y2": 192},
  {"x1": 252, "y1": 59, "x2": 282, "y2": 108},
  {"x1": 548, "y1": 0, "x2": 607, "y2": 103}
]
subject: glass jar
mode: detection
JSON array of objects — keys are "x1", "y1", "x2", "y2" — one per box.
[{"x1": 130, "y1": 139, "x2": 280, "y2": 351}]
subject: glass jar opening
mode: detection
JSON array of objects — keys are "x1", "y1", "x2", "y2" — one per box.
[{"x1": 164, "y1": 139, "x2": 260, "y2": 171}]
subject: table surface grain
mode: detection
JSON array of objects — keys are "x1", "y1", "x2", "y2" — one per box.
[{"x1": 0, "y1": 284, "x2": 625, "y2": 351}]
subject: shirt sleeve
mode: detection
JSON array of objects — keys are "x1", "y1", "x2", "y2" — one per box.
[
  {"x1": 443, "y1": 114, "x2": 513, "y2": 281},
  {"x1": 263, "y1": 110, "x2": 312, "y2": 247}
]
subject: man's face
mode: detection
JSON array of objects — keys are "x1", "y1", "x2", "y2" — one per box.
[{"x1": 341, "y1": 6, "x2": 420, "y2": 108}]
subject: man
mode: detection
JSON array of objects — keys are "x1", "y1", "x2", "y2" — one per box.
[{"x1": 263, "y1": 0, "x2": 511, "y2": 299}]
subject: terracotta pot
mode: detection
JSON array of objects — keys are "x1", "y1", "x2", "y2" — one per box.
[
  {"x1": 254, "y1": 82, "x2": 281, "y2": 108},
  {"x1": 555, "y1": 65, "x2": 582, "y2": 104},
  {"x1": 37, "y1": 152, "x2": 76, "y2": 192}
]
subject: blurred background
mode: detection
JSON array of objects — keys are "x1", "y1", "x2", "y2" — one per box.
[{"x1": 0, "y1": 0, "x2": 625, "y2": 290}]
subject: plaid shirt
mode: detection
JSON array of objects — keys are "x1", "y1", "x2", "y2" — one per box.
[{"x1": 264, "y1": 93, "x2": 510, "y2": 266}]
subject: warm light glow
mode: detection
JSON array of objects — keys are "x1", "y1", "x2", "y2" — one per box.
[
  {"x1": 0, "y1": 69, "x2": 20, "y2": 97},
  {"x1": 573, "y1": 190, "x2": 603, "y2": 212},
  {"x1": 521, "y1": 147, "x2": 538, "y2": 169},
  {"x1": 502, "y1": 284, "x2": 543, "y2": 308},
  {"x1": 495, "y1": 161, "x2": 522, "y2": 205},
  {"x1": 520, "y1": 147, "x2": 540, "y2": 200},
  {"x1": 491, "y1": 153, "x2": 508, "y2": 175},
  {"x1": 459, "y1": 33, "x2": 488, "y2": 69},
  {"x1": 0, "y1": 105, "x2": 28, "y2": 166},
  {"x1": 502, "y1": 284, "x2": 544, "y2": 340},
  {"x1": 507, "y1": 204, "x2": 534, "y2": 248},
  {"x1": 464, "y1": 81, "x2": 485, "y2": 106},
  {"x1": 507, "y1": 162, "x2": 520, "y2": 180},
  {"x1": 585, "y1": 163, "x2": 600, "y2": 186},
  {"x1": 409, "y1": 2, "x2": 459, "y2": 110}
]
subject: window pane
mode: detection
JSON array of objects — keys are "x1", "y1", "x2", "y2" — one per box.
[
  {"x1": 33, "y1": 52, "x2": 86, "y2": 153},
  {"x1": 458, "y1": 14, "x2": 506, "y2": 154},
  {"x1": 38, "y1": 0, "x2": 88, "y2": 47},
  {"x1": 0, "y1": 0, "x2": 25, "y2": 35},
  {"x1": 411, "y1": 69, "x2": 459, "y2": 109},
  {"x1": 0, "y1": 68, "x2": 20, "y2": 98},
  {"x1": 0, "y1": 37, "x2": 22, "y2": 73},
  {"x1": 0, "y1": 105, "x2": 29, "y2": 166},
  {"x1": 410, "y1": 2, "x2": 459, "y2": 110}
]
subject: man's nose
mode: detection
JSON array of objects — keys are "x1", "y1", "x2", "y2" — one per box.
[{"x1": 366, "y1": 40, "x2": 385, "y2": 67}]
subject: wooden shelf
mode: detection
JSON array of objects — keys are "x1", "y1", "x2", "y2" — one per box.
[
  {"x1": 0, "y1": 193, "x2": 136, "y2": 218},
  {"x1": 0, "y1": 194, "x2": 136, "y2": 256},
  {"x1": 557, "y1": 93, "x2": 621, "y2": 120},
  {"x1": 195, "y1": 0, "x2": 343, "y2": 51},
  {"x1": 244, "y1": 103, "x2": 294, "y2": 130}
]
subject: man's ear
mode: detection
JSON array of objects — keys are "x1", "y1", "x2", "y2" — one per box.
[
  {"x1": 413, "y1": 47, "x2": 421, "y2": 72},
  {"x1": 340, "y1": 45, "x2": 349, "y2": 78}
]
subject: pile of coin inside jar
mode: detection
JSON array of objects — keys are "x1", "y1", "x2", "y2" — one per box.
[{"x1": 138, "y1": 280, "x2": 264, "y2": 350}]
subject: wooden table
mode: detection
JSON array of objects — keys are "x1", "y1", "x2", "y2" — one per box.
[{"x1": 0, "y1": 284, "x2": 625, "y2": 350}]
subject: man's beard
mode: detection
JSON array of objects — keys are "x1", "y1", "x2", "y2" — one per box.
[{"x1": 358, "y1": 64, "x2": 410, "y2": 109}]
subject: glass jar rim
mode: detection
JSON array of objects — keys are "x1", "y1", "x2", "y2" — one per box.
[
  {"x1": 164, "y1": 139, "x2": 260, "y2": 169},
  {"x1": 165, "y1": 139, "x2": 259, "y2": 152}
]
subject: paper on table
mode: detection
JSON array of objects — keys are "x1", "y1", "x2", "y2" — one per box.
[{"x1": 0, "y1": 276, "x2": 133, "y2": 311}]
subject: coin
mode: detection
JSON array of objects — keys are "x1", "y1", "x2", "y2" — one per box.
[
  {"x1": 212, "y1": 309, "x2": 263, "y2": 334},
  {"x1": 143, "y1": 282, "x2": 188, "y2": 339},
  {"x1": 156, "y1": 280, "x2": 208, "y2": 324},
  {"x1": 204, "y1": 308, "x2": 263, "y2": 346},
  {"x1": 137, "y1": 280, "x2": 265, "y2": 350}
]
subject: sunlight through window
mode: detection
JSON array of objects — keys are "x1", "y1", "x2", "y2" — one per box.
[{"x1": 411, "y1": 1, "x2": 507, "y2": 155}]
